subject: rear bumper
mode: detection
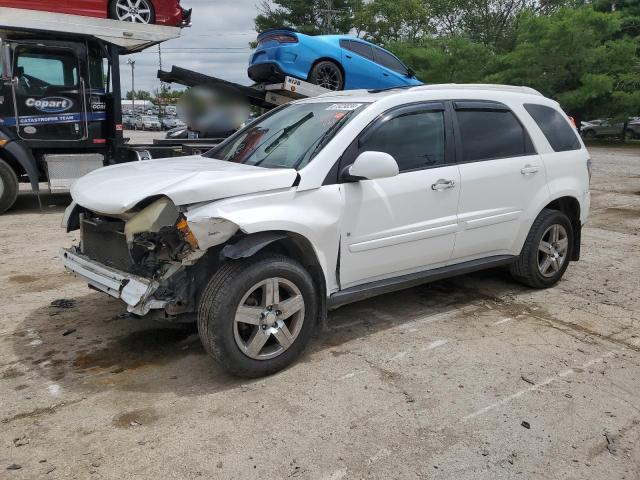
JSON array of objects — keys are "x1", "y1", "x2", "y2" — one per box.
[
  {"x1": 59, "y1": 247, "x2": 165, "y2": 316},
  {"x1": 248, "y1": 62, "x2": 287, "y2": 83}
]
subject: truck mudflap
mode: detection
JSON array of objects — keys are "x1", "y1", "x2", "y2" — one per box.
[{"x1": 59, "y1": 247, "x2": 165, "y2": 316}]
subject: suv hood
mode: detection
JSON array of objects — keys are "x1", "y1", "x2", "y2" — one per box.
[{"x1": 71, "y1": 156, "x2": 298, "y2": 215}]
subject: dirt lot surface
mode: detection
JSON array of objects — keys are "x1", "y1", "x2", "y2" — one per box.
[{"x1": 1, "y1": 146, "x2": 639, "y2": 479}]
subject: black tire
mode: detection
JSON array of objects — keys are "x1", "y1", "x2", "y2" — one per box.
[
  {"x1": 108, "y1": 0, "x2": 156, "y2": 24},
  {"x1": 582, "y1": 129, "x2": 596, "y2": 140},
  {"x1": 308, "y1": 61, "x2": 344, "y2": 91},
  {"x1": 625, "y1": 129, "x2": 637, "y2": 140},
  {"x1": 198, "y1": 254, "x2": 318, "y2": 377},
  {"x1": 0, "y1": 158, "x2": 19, "y2": 215},
  {"x1": 510, "y1": 209, "x2": 574, "y2": 289}
]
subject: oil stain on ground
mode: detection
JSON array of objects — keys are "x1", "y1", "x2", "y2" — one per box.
[
  {"x1": 112, "y1": 407, "x2": 160, "y2": 428},
  {"x1": 73, "y1": 326, "x2": 203, "y2": 374}
]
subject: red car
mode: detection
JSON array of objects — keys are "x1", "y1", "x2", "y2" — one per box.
[{"x1": 0, "y1": 0, "x2": 191, "y2": 26}]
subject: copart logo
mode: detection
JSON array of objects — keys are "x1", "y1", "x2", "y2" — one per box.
[{"x1": 25, "y1": 97, "x2": 73, "y2": 113}]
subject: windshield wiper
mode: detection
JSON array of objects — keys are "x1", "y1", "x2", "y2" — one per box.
[
  {"x1": 294, "y1": 114, "x2": 351, "y2": 169},
  {"x1": 252, "y1": 112, "x2": 315, "y2": 167}
]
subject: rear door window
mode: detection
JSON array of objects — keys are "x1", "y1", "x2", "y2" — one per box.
[
  {"x1": 524, "y1": 104, "x2": 581, "y2": 152},
  {"x1": 345, "y1": 41, "x2": 374, "y2": 61},
  {"x1": 455, "y1": 106, "x2": 535, "y2": 162}
]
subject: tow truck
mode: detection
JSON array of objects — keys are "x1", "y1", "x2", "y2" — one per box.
[
  {"x1": 0, "y1": 7, "x2": 332, "y2": 214},
  {"x1": 0, "y1": 7, "x2": 185, "y2": 213}
]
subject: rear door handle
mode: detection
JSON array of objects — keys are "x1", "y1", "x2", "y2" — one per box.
[
  {"x1": 431, "y1": 179, "x2": 456, "y2": 191},
  {"x1": 520, "y1": 165, "x2": 539, "y2": 175}
]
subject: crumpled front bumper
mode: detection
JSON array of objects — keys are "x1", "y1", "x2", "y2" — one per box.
[{"x1": 59, "y1": 248, "x2": 166, "y2": 316}]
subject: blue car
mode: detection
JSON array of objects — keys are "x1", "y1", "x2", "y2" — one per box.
[{"x1": 248, "y1": 29, "x2": 422, "y2": 91}]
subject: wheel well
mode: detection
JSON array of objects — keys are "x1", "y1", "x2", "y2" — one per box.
[
  {"x1": 0, "y1": 150, "x2": 25, "y2": 177},
  {"x1": 219, "y1": 231, "x2": 328, "y2": 326},
  {"x1": 542, "y1": 196, "x2": 581, "y2": 261},
  {"x1": 308, "y1": 57, "x2": 345, "y2": 84}
]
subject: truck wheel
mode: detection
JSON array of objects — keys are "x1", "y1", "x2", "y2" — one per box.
[
  {"x1": 198, "y1": 254, "x2": 318, "y2": 377},
  {"x1": 109, "y1": 0, "x2": 156, "y2": 24},
  {"x1": 510, "y1": 209, "x2": 573, "y2": 289},
  {"x1": 309, "y1": 61, "x2": 344, "y2": 91},
  {"x1": 0, "y1": 159, "x2": 19, "y2": 214}
]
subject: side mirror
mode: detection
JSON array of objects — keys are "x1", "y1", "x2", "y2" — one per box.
[
  {"x1": 407, "y1": 68, "x2": 416, "y2": 78},
  {"x1": 343, "y1": 151, "x2": 399, "y2": 182}
]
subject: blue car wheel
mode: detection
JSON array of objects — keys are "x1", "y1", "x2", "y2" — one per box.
[{"x1": 308, "y1": 61, "x2": 344, "y2": 91}]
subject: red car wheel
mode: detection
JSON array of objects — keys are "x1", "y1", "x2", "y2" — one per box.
[{"x1": 109, "y1": 0, "x2": 156, "y2": 24}]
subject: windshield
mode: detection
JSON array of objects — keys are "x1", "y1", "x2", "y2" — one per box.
[{"x1": 206, "y1": 102, "x2": 367, "y2": 170}]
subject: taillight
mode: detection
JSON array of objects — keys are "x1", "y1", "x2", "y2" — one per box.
[
  {"x1": 587, "y1": 158, "x2": 592, "y2": 184},
  {"x1": 257, "y1": 33, "x2": 298, "y2": 47}
]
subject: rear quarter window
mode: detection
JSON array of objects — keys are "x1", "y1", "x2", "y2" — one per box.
[{"x1": 524, "y1": 104, "x2": 581, "y2": 152}]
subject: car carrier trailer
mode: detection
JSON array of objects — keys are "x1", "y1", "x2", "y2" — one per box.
[{"x1": 0, "y1": 7, "x2": 183, "y2": 213}]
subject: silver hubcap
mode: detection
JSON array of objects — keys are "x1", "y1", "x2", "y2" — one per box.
[
  {"x1": 538, "y1": 224, "x2": 569, "y2": 278},
  {"x1": 234, "y1": 277, "x2": 305, "y2": 360},
  {"x1": 0, "y1": 175, "x2": 4, "y2": 199},
  {"x1": 115, "y1": 0, "x2": 152, "y2": 23}
]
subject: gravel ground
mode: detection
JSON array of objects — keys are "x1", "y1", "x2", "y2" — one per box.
[{"x1": 1, "y1": 146, "x2": 639, "y2": 479}]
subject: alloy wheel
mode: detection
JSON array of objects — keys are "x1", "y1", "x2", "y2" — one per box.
[
  {"x1": 115, "y1": 0, "x2": 153, "y2": 23},
  {"x1": 315, "y1": 65, "x2": 341, "y2": 90},
  {"x1": 233, "y1": 277, "x2": 305, "y2": 360},
  {"x1": 537, "y1": 224, "x2": 569, "y2": 278}
]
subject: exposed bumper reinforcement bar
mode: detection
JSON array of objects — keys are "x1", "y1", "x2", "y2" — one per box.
[{"x1": 59, "y1": 248, "x2": 166, "y2": 316}]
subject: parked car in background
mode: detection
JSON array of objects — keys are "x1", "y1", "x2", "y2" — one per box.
[
  {"x1": 248, "y1": 29, "x2": 422, "y2": 91},
  {"x1": 161, "y1": 116, "x2": 186, "y2": 130},
  {"x1": 0, "y1": 0, "x2": 191, "y2": 26},
  {"x1": 581, "y1": 117, "x2": 639, "y2": 139},
  {"x1": 133, "y1": 115, "x2": 162, "y2": 131},
  {"x1": 122, "y1": 114, "x2": 134, "y2": 129},
  {"x1": 61, "y1": 84, "x2": 590, "y2": 377}
]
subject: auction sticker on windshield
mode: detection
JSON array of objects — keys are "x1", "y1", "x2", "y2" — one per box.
[{"x1": 326, "y1": 103, "x2": 363, "y2": 111}]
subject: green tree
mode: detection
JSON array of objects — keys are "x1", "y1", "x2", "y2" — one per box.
[
  {"x1": 255, "y1": 0, "x2": 363, "y2": 35},
  {"x1": 126, "y1": 90, "x2": 153, "y2": 101},
  {"x1": 390, "y1": 36, "x2": 494, "y2": 83},
  {"x1": 353, "y1": 0, "x2": 433, "y2": 44},
  {"x1": 489, "y1": 7, "x2": 640, "y2": 122}
]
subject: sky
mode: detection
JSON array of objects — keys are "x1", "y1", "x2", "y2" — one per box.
[{"x1": 119, "y1": 0, "x2": 259, "y2": 95}]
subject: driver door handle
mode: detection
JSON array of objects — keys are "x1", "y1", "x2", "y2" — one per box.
[
  {"x1": 520, "y1": 164, "x2": 539, "y2": 175},
  {"x1": 431, "y1": 179, "x2": 456, "y2": 191}
]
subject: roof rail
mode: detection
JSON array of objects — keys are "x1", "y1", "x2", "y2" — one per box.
[
  {"x1": 412, "y1": 83, "x2": 543, "y2": 96},
  {"x1": 0, "y1": 7, "x2": 181, "y2": 53}
]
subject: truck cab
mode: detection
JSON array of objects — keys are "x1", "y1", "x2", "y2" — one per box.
[{"x1": 0, "y1": 6, "x2": 182, "y2": 213}]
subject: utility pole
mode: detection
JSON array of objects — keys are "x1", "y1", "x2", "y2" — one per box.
[
  {"x1": 127, "y1": 58, "x2": 135, "y2": 114},
  {"x1": 318, "y1": 0, "x2": 340, "y2": 34}
]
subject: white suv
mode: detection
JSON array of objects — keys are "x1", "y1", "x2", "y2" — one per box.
[{"x1": 61, "y1": 84, "x2": 591, "y2": 377}]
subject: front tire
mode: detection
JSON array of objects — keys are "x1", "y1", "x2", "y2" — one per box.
[
  {"x1": 198, "y1": 254, "x2": 318, "y2": 377},
  {"x1": 510, "y1": 209, "x2": 574, "y2": 288},
  {"x1": 0, "y1": 159, "x2": 19, "y2": 215},
  {"x1": 582, "y1": 129, "x2": 596, "y2": 140},
  {"x1": 109, "y1": 0, "x2": 156, "y2": 24},
  {"x1": 308, "y1": 61, "x2": 344, "y2": 91}
]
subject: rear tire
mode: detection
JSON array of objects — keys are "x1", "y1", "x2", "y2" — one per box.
[
  {"x1": 625, "y1": 129, "x2": 637, "y2": 140},
  {"x1": 308, "y1": 61, "x2": 344, "y2": 91},
  {"x1": 582, "y1": 129, "x2": 596, "y2": 140},
  {"x1": 0, "y1": 159, "x2": 19, "y2": 215},
  {"x1": 198, "y1": 254, "x2": 318, "y2": 377},
  {"x1": 510, "y1": 209, "x2": 574, "y2": 289}
]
